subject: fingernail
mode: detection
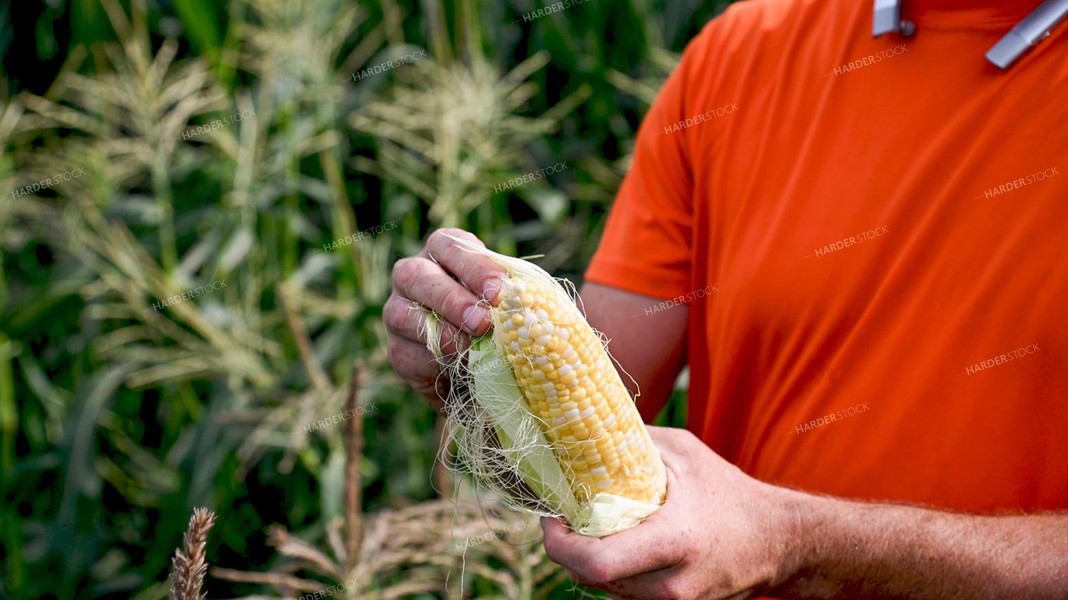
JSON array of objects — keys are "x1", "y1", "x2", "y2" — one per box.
[
  {"x1": 462, "y1": 304, "x2": 488, "y2": 335},
  {"x1": 483, "y1": 277, "x2": 504, "y2": 304}
]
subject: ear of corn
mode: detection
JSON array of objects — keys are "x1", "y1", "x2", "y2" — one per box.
[{"x1": 427, "y1": 237, "x2": 667, "y2": 536}]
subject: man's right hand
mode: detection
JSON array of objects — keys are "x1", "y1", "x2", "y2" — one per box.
[{"x1": 383, "y1": 228, "x2": 508, "y2": 410}]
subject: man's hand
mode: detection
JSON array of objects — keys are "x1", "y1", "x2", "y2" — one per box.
[
  {"x1": 541, "y1": 426, "x2": 790, "y2": 600},
  {"x1": 384, "y1": 229, "x2": 507, "y2": 409},
  {"x1": 385, "y1": 229, "x2": 691, "y2": 416},
  {"x1": 543, "y1": 427, "x2": 1068, "y2": 600}
]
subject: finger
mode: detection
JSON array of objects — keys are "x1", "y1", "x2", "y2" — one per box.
[
  {"x1": 595, "y1": 565, "x2": 686, "y2": 600},
  {"x1": 422, "y1": 228, "x2": 508, "y2": 306},
  {"x1": 387, "y1": 336, "x2": 450, "y2": 410},
  {"x1": 541, "y1": 515, "x2": 682, "y2": 586},
  {"x1": 383, "y1": 296, "x2": 468, "y2": 357},
  {"x1": 597, "y1": 565, "x2": 748, "y2": 600},
  {"x1": 387, "y1": 336, "x2": 442, "y2": 389},
  {"x1": 392, "y1": 256, "x2": 492, "y2": 336}
]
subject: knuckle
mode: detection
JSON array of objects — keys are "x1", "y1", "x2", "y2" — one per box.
[
  {"x1": 580, "y1": 562, "x2": 614, "y2": 586},
  {"x1": 425, "y1": 229, "x2": 447, "y2": 246},
  {"x1": 441, "y1": 287, "x2": 473, "y2": 319},
  {"x1": 428, "y1": 228, "x2": 480, "y2": 257},
  {"x1": 438, "y1": 227, "x2": 475, "y2": 242},
  {"x1": 382, "y1": 297, "x2": 411, "y2": 333},
  {"x1": 658, "y1": 578, "x2": 695, "y2": 600},
  {"x1": 677, "y1": 428, "x2": 701, "y2": 446},
  {"x1": 391, "y1": 257, "x2": 425, "y2": 291}
]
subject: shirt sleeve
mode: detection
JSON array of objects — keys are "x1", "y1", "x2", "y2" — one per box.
[{"x1": 584, "y1": 26, "x2": 713, "y2": 300}]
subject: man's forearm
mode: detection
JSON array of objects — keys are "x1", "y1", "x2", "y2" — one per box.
[{"x1": 768, "y1": 488, "x2": 1068, "y2": 599}]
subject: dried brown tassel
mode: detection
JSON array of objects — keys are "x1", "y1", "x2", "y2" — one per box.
[
  {"x1": 169, "y1": 507, "x2": 218, "y2": 600},
  {"x1": 344, "y1": 364, "x2": 363, "y2": 576}
]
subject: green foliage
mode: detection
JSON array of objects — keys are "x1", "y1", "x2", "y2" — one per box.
[{"x1": 0, "y1": 0, "x2": 727, "y2": 598}]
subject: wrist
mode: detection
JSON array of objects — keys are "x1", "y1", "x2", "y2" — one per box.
[
  {"x1": 751, "y1": 484, "x2": 811, "y2": 595},
  {"x1": 760, "y1": 486, "x2": 834, "y2": 598}
]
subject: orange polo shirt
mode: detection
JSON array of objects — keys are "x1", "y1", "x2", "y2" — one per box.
[{"x1": 586, "y1": 0, "x2": 1068, "y2": 513}]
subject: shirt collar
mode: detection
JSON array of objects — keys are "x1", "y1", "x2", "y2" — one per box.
[{"x1": 902, "y1": 0, "x2": 1045, "y2": 29}]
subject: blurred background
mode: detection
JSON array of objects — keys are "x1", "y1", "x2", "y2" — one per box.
[{"x1": 0, "y1": 0, "x2": 729, "y2": 597}]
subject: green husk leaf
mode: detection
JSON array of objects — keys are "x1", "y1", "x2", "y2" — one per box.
[{"x1": 468, "y1": 336, "x2": 586, "y2": 528}]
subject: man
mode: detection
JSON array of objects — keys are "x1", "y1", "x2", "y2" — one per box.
[{"x1": 385, "y1": 0, "x2": 1068, "y2": 596}]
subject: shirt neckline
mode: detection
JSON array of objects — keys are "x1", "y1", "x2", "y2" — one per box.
[{"x1": 902, "y1": 0, "x2": 1046, "y2": 30}]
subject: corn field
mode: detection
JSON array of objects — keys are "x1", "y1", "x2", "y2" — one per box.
[{"x1": 0, "y1": 0, "x2": 727, "y2": 598}]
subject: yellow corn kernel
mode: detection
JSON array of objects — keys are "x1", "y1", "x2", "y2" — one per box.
[{"x1": 493, "y1": 275, "x2": 666, "y2": 506}]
